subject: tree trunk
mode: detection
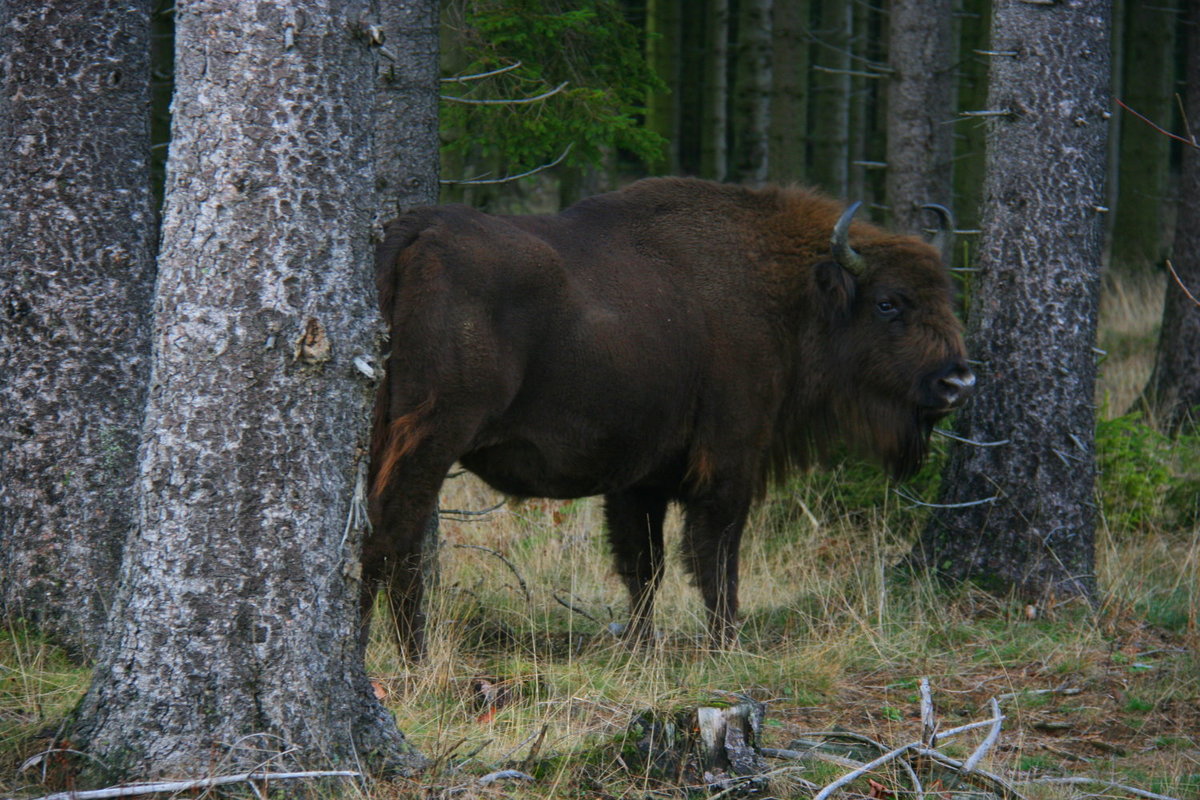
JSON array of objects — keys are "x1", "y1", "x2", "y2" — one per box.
[
  {"x1": 647, "y1": 0, "x2": 682, "y2": 174},
  {"x1": 730, "y1": 0, "x2": 773, "y2": 185},
  {"x1": 1143, "y1": 0, "x2": 1200, "y2": 430},
  {"x1": 69, "y1": 0, "x2": 423, "y2": 781},
  {"x1": 0, "y1": 1, "x2": 156, "y2": 658},
  {"x1": 885, "y1": 0, "x2": 955, "y2": 232},
  {"x1": 768, "y1": 0, "x2": 809, "y2": 183},
  {"x1": 374, "y1": 0, "x2": 440, "y2": 227},
  {"x1": 911, "y1": 0, "x2": 1110, "y2": 602},
  {"x1": 952, "y1": 0, "x2": 991, "y2": 261},
  {"x1": 1111, "y1": 0, "x2": 1178, "y2": 270},
  {"x1": 700, "y1": 0, "x2": 729, "y2": 181},
  {"x1": 809, "y1": 0, "x2": 851, "y2": 197}
]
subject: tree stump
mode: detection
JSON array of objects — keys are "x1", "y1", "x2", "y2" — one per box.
[{"x1": 623, "y1": 694, "x2": 768, "y2": 793}]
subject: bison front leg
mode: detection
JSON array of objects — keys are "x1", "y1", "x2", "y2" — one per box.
[
  {"x1": 681, "y1": 492, "x2": 752, "y2": 648},
  {"x1": 604, "y1": 489, "x2": 669, "y2": 641}
]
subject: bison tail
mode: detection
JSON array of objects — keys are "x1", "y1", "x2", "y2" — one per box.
[{"x1": 370, "y1": 394, "x2": 436, "y2": 499}]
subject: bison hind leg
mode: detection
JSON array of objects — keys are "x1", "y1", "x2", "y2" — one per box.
[
  {"x1": 680, "y1": 491, "x2": 753, "y2": 649},
  {"x1": 603, "y1": 489, "x2": 669, "y2": 641}
]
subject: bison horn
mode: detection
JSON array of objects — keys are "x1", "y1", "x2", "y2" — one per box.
[
  {"x1": 831, "y1": 201, "x2": 867, "y2": 276},
  {"x1": 920, "y1": 203, "x2": 955, "y2": 265}
]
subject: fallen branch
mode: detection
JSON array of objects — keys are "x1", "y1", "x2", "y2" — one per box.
[
  {"x1": 17, "y1": 771, "x2": 360, "y2": 800},
  {"x1": 453, "y1": 544, "x2": 531, "y2": 604},
  {"x1": 962, "y1": 698, "x2": 1002, "y2": 773},
  {"x1": 1021, "y1": 776, "x2": 1182, "y2": 800}
]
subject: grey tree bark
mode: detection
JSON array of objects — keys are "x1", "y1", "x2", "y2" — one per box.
[
  {"x1": 730, "y1": 0, "x2": 772, "y2": 185},
  {"x1": 0, "y1": 1, "x2": 155, "y2": 658},
  {"x1": 69, "y1": 0, "x2": 423, "y2": 781},
  {"x1": 1144, "y1": 0, "x2": 1200, "y2": 431},
  {"x1": 912, "y1": 0, "x2": 1110, "y2": 601},
  {"x1": 374, "y1": 0, "x2": 441, "y2": 228},
  {"x1": 370, "y1": 0, "x2": 442, "y2": 649},
  {"x1": 768, "y1": 0, "x2": 809, "y2": 183},
  {"x1": 885, "y1": 0, "x2": 955, "y2": 232}
]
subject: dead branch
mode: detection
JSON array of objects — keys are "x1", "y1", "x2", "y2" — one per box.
[
  {"x1": 553, "y1": 591, "x2": 602, "y2": 624},
  {"x1": 439, "y1": 499, "x2": 507, "y2": 520},
  {"x1": 452, "y1": 544, "x2": 531, "y2": 604},
  {"x1": 893, "y1": 488, "x2": 999, "y2": 509},
  {"x1": 934, "y1": 428, "x2": 1010, "y2": 447},
  {"x1": 812, "y1": 741, "x2": 919, "y2": 800},
  {"x1": 920, "y1": 677, "x2": 936, "y2": 746},
  {"x1": 439, "y1": 143, "x2": 574, "y2": 187},
  {"x1": 1021, "y1": 776, "x2": 1182, "y2": 800},
  {"x1": 441, "y1": 61, "x2": 523, "y2": 84},
  {"x1": 962, "y1": 698, "x2": 1003, "y2": 773},
  {"x1": 441, "y1": 80, "x2": 568, "y2": 106},
  {"x1": 18, "y1": 771, "x2": 361, "y2": 800},
  {"x1": 1116, "y1": 97, "x2": 1199, "y2": 150},
  {"x1": 1166, "y1": 259, "x2": 1200, "y2": 308}
]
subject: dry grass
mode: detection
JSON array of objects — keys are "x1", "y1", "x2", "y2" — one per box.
[{"x1": 2, "y1": 272, "x2": 1197, "y2": 799}]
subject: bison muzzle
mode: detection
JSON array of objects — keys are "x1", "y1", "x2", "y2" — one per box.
[{"x1": 365, "y1": 177, "x2": 972, "y2": 657}]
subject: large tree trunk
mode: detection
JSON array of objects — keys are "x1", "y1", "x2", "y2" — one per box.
[
  {"x1": 1110, "y1": 0, "x2": 1178, "y2": 270},
  {"x1": 69, "y1": 0, "x2": 422, "y2": 781},
  {"x1": 0, "y1": 1, "x2": 155, "y2": 658},
  {"x1": 1143, "y1": 0, "x2": 1200, "y2": 430},
  {"x1": 911, "y1": 0, "x2": 1110, "y2": 601},
  {"x1": 730, "y1": 0, "x2": 773, "y2": 185},
  {"x1": 885, "y1": 0, "x2": 955, "y2": 232}
]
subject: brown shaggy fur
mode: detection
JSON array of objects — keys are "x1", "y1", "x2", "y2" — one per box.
[{"x1": 365, "y1": 177, "x2": 971, "y2": 656}]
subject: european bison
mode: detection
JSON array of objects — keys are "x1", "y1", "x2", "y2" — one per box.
[{"x1": 365, "y1": 177, "x2": 973, "y2": 656}]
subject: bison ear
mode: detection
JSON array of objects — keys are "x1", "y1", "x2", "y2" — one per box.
[{"x1": 815, "y1": 260, "x2": 857, "y2": 317}]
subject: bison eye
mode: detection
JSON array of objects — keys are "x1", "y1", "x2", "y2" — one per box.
[{"x1": 875, "y1": 300, "x2": 900, "y2": 319}]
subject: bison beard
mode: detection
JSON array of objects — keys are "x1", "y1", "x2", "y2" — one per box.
[{"x1": 364, "y1": 177, "x2": 972, "y2": 657}]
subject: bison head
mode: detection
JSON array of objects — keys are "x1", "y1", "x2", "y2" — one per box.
[{"x1": 814, "y1": 202, "x2": 974, "y2": 480}]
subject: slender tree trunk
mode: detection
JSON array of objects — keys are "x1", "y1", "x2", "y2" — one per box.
[
  {"x1": 768, "y1": 0, "x2": 809, "y2": 183},
  {"x1": 1111, "y1": 0, "x2": 1178, "y2": 270},
  {"x1": 731, "y1": 0, "x2": 773, "y2": 185},
  {"x1": 809, "y1": 0, "x2": 851, "y2": 196},
  {"x1": 0, "y1": 1, "x2": 155, "y2": 658},
  {"x1": 647, "y1": 0, "x2": 682, "y2": 174},
  {"x1": 70, "y1": 0, "x2": 422, "y2": 781},
  {"x1": 700, "y1": 0, "x2": 729, "y2": 181},
  {"x1": 953, "y1": 0, "x2": 991, "y2": 258},
  {"x1": 886, "y1": 0, "x2": 955, "y2": 232},
  {"x1": 911, "y1": 0, "x2": 1110, "y2": 602},
  {"x1": 1143, "y1": 0, "x2": 1200, "y2": 430}
]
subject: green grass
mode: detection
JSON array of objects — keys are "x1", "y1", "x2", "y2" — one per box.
[{"x1": 3, "y1": 272, "x2": 1199, "y2": 799}]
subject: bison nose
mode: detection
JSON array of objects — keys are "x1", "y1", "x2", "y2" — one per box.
[{"x1": 932, "y1": 361, "x2": 975, "y2": 408}]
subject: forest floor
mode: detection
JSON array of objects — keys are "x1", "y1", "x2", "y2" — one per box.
[{"x1": 2, "y1": 274, "x2": 1196, "y2": 799}]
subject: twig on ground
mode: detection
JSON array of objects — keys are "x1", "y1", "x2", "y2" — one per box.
[
  {"x1": 962, "y1": 698, "x2": 1003, "y2": 773},
  {"x1": 16, "y1": 771, "x2": 360, "y2": 800},
  {"x1": 1021, "y1": 776, "x2": 1182, "y2": 800},
  {"x1": 553, "y1": 591, "x2": 602, "y2": 624},
  {"x1": 476, "y1": 769, "x2": 535, "y2": 786},
  {"x1": 920, "y1": 677, "x2": 936, "y2": 746},
  {"x1": 933, "y1": 714, "x2": 1007, "y2": 743},
  {"x1": 452, "y1": 544, "x2": 531, "y2": 604},
  {"x1": 812, "y1": 742, "x2": 919, "y2": 800}
]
